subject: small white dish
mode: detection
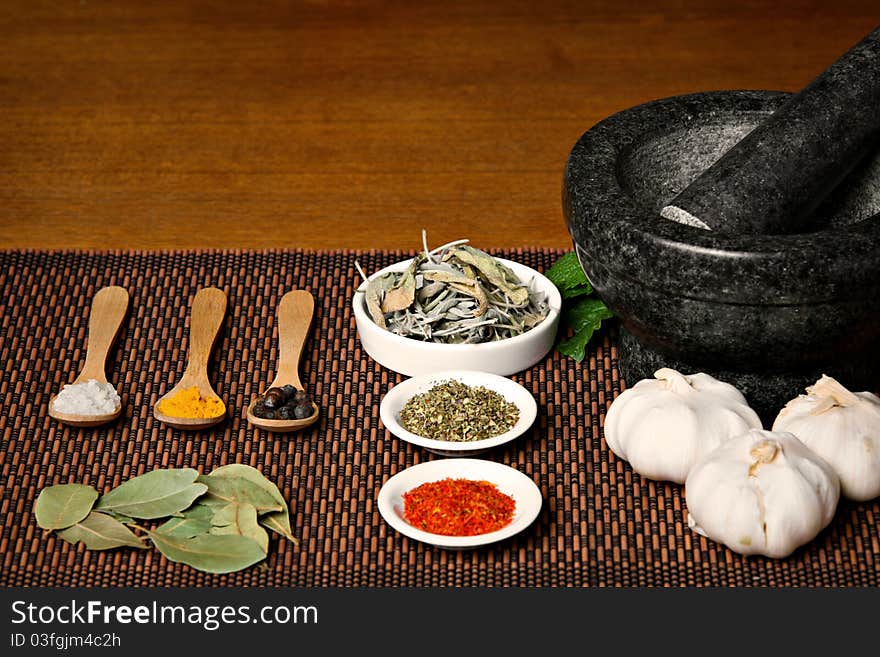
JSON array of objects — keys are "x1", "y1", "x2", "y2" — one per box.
[
  {"x1": 377, "y1": 458, "x2": 543, "y2": 549},
  {"x1": 380, "y1": 370, "x2": 537, "y2": 456},
  {"x1": 353, "y1": 256, "x2": 561, "y2": 377}
]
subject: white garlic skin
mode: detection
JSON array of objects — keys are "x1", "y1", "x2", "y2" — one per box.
[
  {"x1": 773, "y1": 375, "x2": 880, "y2": 501},
  {"x1": 603, "y1": 368, "x2": 762, "y2": 484},
  {"x1": 685, "y1": 429, "x2": 839, "y2": 558}
]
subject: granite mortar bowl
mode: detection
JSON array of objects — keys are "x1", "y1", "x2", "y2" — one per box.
[{"x1": 563, "y1": 90, "x2": 880, "y2": 422}]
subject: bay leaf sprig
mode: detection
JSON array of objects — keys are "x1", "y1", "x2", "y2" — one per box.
[
  {"x1": 154, "y1": 504, "x2": 215, "y2": 539},
  {"x1": 197, "y1": 473, "x2": 283, "y2": 514},
  {"x1": 545, "y1": 251, "x2": 615, "y2": 362},
  {"x1": 34, "y1": 483, "x2": 99, "y2": 530},
  {"x1": 57, "y1": 511, "x2": 147, "y2": 551},
  {"x1": 208, "y1": 463, "x2": 297, "y2": 543},
  {"x1": 146, "y1": 531, "x2": 267, "y2": 575},
  {"x1": 209, "y1": 502, "x2": 269, "y2": 554},
  {"x1": 95, "y1": 468, "x2": 207, "y2": 519},
  {"x1": 33, "y1": 464, "x2": 297, "y2": 573}
]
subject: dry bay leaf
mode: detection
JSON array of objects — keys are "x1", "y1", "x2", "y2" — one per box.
[
  {"x1": 259, "y1": 512, "x2": 298, "y2": 545},
  {"x1": 148, "y1": 531, "x2": 267, "y2": 574},
  {"x1": 34, "y1": 483, "x2": 99, "y2": 530},
  {"x1": 58, "y1": 511, "x2": 147, "y2": 550},
  {"x1": 197, "y1": 473, "x2": 284, "y2": 515},
  {"x1": 155, "y1": 504, "x2": 215, "y2": 539},
  {"x1": 210, "y1": 502, "x2": 269, "y2": 554},
  {"x1": 98, "y1": 510, "x2": 137, "y2": 525},
  {"x1": 207, "y1": 464, "x2": 297, "y2": 544},
  {"x1": 96, "y1": 468, "x2": 208, "y2": 520}
]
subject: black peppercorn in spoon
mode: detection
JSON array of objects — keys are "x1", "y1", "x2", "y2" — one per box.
[{"x1": 247, "y1": 290, "x2": 319, "y2": 433}]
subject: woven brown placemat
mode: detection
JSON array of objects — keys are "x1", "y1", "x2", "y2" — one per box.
[{"x1": 1, "y1": 248, "x2": 877, "y2": 587}]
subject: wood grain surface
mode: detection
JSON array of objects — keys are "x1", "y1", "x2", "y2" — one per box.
[{"x1": 1, "y1": 1, "x2": 876, "y2": 251}]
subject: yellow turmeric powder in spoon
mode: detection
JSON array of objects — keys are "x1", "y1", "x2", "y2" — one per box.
[{"x1": 156, "y1": 386, "x2": 225, "y2": 419}]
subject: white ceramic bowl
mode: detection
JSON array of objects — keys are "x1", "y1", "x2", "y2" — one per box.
[
  {"x1": 353, "y1": 256, "x2": 561, "y2": 376},
  {"x1": 379, "y1": 370, "x2": 537, "y2": 456},
  {"x1": 377, "y1": 458, "x2": 543, "y2": 549}
]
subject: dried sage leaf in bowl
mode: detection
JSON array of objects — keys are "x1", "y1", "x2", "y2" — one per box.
[{"x1": 357, "y1": 233, "x2": 551, "y2": 344}]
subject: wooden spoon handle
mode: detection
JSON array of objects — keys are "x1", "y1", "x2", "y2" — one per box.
[
  {"x1": 183, "y1": 287, "x2": 228, "y2": 378},
  {"x1": 77, "y1": 286, "x2": 130, "y2": 382},
  {"x1": 272, "y1": 290, "x2": 315, "y2": 390}
]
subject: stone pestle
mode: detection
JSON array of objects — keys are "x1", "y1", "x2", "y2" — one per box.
[{"x1": 661, "y1": 26, "x2": 880, "y2": 234}]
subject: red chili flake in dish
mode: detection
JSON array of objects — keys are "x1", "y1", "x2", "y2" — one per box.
[{"x1": 402, "y1": 477, "x2": 516, "y2": 536}]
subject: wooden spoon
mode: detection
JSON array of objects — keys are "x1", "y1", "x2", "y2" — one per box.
[
  {"x1": 49, "y1": 285, "x2": 130, "y2": 427},
  {"x1": 153, "y1": 287, "x2": 228, "y2": 430},
  {"x1": 247, "y1": 289, "x2": 319, "y2": 433}
]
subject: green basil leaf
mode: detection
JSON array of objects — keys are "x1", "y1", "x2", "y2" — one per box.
[
  {"x1": 545, "y1": 251, "x2": 593, "y2": 298},
  {"x1": 557, "y1": 297, "x2": 615, "y2": 362},
  {"x1": 34, "y1": 483, "x2": 99, "y2": 530},
  {"x1": 564, "y1": 297, "x2": 614, "y2": 333},
  {"x1": 57, "y1": 511, "x2": 146, "y2": 550},
  {"x1": 148, "y1": 531, "x2": 267, "y2": 574},
  {"x1": 95, "y1": 468, "x2": 208, "y2": 519}
]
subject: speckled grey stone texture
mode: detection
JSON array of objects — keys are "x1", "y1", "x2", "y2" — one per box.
[
  {"x1": 618, "y1": 327, "x2": 878, "y2": 426},
  {"x1": 563, "y1": 90, "x2": 880, "y2": 421},
  {"x1": 662, "y1": 27, "x2": 880, "y2": 235}
]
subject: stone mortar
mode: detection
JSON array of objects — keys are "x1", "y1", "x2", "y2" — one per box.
[{"x1": 563, "y1": 90, "x2": 880, "y2": 424}]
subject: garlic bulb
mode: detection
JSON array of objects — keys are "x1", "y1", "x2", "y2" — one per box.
[
  {"x1": 603, "y1": 367, "x2": 762, "y2": 483},
  {"x1": 685, "y1": 429, "x2": 839, "y2": 558},
  {"x1": 772, "y1": 375, "x2": 880, "y2": 501}
]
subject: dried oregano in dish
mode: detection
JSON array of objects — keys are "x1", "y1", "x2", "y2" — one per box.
[
  {"x1": 398, "y1": 379, "x2": 520, "y2": 442},
  {"x1": 355, "y1": 233, "x2": 550, "y2": 344}
]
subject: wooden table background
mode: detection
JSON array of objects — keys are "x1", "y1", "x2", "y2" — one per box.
[{"x1": 1, "y1": 1, "x2": 877, "y2": 252}]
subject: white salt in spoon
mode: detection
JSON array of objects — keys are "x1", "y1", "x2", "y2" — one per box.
[{"x1": 48, "y1": 285, "x2": 130, "y2": 428}]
